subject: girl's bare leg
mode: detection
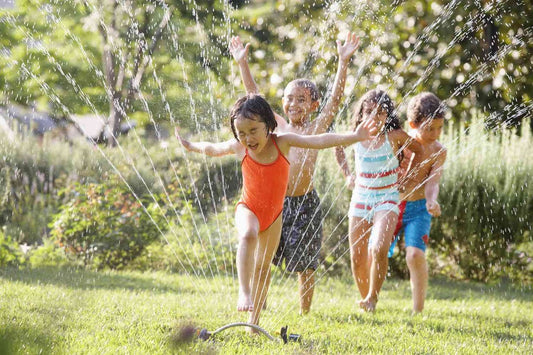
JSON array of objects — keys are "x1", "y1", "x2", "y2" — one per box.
[
  {"x1": 360, "y1": 210, "x2": 397, "y2": 312},
  {"x1": 235, "y1": 205, "x2": 260, "y2": 312},
  {"x1": 248, "y1": 214, "x2": 282, "y2": 331},
  {"x1": 406, "y1": 246, "x2": 428, "y2": 313},
  {"x1": 349, "y1": 217, "x2": 373, "y2": 299}
]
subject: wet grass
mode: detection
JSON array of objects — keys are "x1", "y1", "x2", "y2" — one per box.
[{"x1": 1, "y1": 266, "x2": 532, "y2": 354}]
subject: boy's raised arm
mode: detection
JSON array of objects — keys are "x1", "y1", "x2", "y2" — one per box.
[
  {"x1": 175, "y1": 127, "x2": 240, "y2": 157},
  {"x1": 229, "y1": 36, "x2": 259, "y2": 95},
  {"x1": 314, "y1": 32, "x2": 360, "y2": 132}
]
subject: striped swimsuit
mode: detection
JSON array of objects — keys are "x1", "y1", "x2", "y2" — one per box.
[{"x1": 349, "y1": 133, "x2": 400, "y2": 222}]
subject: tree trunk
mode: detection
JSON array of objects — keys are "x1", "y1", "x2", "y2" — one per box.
[{"x1": 106, "y1": 91, "x2": 125, "y2": 147}]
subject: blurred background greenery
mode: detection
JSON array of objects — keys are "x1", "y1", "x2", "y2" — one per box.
[{"x1": 0, "y1": 1, "x2": 531, "y2": 283}]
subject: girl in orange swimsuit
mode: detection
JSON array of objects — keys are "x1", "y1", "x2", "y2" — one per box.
[{"x1": 175, "y1": 94, "x2": 376, "y2": 332}]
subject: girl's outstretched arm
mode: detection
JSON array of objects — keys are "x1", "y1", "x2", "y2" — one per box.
[
  {"x1": 175, "y1": 127, "x2": 241, "y2": 157},
  {"x1": 335, "y1": 146, "x2": 356, "y2": 190},
  {"x1": 280, "y1": 117, "x2": 377, "y2": 149},
  {"x1": 335, "y1": 146, "x2": 351, "y2": 178}
]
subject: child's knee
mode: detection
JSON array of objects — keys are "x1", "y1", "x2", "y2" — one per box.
[
  {"x1": 239, "y1": 228, "x2": 258, "y2": 243},
  {"x1": 369, "y1": 244, "x2": 389, "y2": 260},
  {"x1": 406, "y1": 247, "x2": 425, "y2": 265}
]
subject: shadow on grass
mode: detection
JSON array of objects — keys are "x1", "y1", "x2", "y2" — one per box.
[
  {"x1": 0, "y1": 265, "x2": 196, "y2": 295},
  {"x1": 0, "y1": 324, "x2": 60, "y2": 355}
]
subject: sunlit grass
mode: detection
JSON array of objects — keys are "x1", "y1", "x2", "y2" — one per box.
[{"x1": 1, "y1": 266, "x2": 531, "y2": 354}]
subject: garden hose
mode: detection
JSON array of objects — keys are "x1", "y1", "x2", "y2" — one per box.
[{"x1": 197, "y1": 323, "x2": 300, "y2": 344}]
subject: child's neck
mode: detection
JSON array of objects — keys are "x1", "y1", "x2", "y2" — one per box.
[{"x1": 289, "y1": 118, "x2": 311, "y2": 129}]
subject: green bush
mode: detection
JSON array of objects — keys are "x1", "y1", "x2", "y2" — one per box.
[
  {"x1": 0, "y1": 132, "x2": 177, "y2": 246},
  {"x1": 428, "y1": 119, "x2": 533, "y2": 281},
  {"x1": 129, "y1": 204, "x2": 237, "y2": 276},
  {"x1": 0, "y1": 228, "x2": 24, "y2": 267},
  {"x1": 27, "y1": 237, "x2": 71, "y2": 268},
  {"x1": 50, "y1": 177, "x2": 168, "y2": 270}
]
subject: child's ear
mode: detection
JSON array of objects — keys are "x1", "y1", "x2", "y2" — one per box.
[
  {"x1": 311, "y1": 100, "x2": 320, "y2": 111},
  {"x1": 408, "y1": 121, "x2": 418, "y2": 129}
]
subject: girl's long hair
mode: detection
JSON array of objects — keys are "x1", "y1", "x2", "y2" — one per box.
[{"x1": 352, "y1": 89, "x2": 401, "y2": 133}]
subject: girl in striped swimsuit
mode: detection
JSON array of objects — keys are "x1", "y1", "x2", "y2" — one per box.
[{"x1": 336, "y1": 89, "x2": 422, "y2": 312}]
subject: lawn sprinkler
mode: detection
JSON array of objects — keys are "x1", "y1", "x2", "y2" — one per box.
[{"x1": 197, "y1": 323, "x2": 301, "y2": 344}]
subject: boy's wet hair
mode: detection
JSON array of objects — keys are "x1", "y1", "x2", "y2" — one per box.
[
  {"x1": 407, "y1": 92, "x2": 445, "y2": 124},
  {"x1": 286, "y1": 79, "x2": 321, "y2": 101},
  {"x1": 352, "y1": 89, "x2": 401, "y2": 132},
  {"x1": 230, "y1": 94, "x2": 277, "y2": 140}
]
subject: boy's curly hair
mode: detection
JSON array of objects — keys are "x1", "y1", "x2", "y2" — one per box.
[
  {"x1": 407, "y1": 92, "x2": 445, "y2": 124},
  {"x1": 287, "y1": 79, "x2": 321, "y2": 101},
  {"x1": 352, "y1": 89, "x2": 401, "y2": 132},
  {"x1": 230, "y1": 94, "x2": 277, "y2": 140}
]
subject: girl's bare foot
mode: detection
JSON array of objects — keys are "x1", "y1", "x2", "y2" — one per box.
[
  {"x1": 299, "y1": 308, "x2": 310, "y2": 316},
  {"x1": 237, "y1": 292, "x2": 254, "y2": 312},
  {"x1": 359, "y1": 297, "x2": 377, "y2": 312}
]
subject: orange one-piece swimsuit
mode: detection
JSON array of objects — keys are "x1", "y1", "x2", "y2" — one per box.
[{"x1": 237, "y1": 136, "x2": 290, "y2": 232}]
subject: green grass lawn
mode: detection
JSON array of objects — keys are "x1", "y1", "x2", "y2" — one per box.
[{"x1": 1, "y1": 267, "x2": 531, "y2": 354}]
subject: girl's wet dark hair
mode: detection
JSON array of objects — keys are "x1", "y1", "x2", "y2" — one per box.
[
  {"x1": 352, "y1": 89, "x2": 401, "y2": 132},
  {"x1": 230, "y1": 94, "x2": 277, "y2": 140}
]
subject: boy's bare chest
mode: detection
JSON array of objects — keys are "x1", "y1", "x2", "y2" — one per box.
[
  {"x1": 409, "y1": 149, "x2": 437, "y2": 179},
  {"x1": 288, "y1": 147, "x2": 319, "y2": 169}
]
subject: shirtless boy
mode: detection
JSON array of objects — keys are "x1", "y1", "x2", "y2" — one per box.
[
  {"x1": 391, "y1": 92, "x2": 447, "y2": 313},
  {"x1": 230, "y1": 32, "x2": 360, "y2": 314}
]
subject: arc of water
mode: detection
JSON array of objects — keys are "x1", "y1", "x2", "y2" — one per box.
[
  {"x1": 3, "y1": 13, "x2": 227, "y2": 310},
  {"x1": 165, "y1": 18, "x2": 238, "y2": 294},
  {"x1": 266, "y1": 98, "x2": 532, "y2": 327},
  {"x1": 64, "y1": 4, "x2": 223, "y2": 287},
  {"x1": 264, "y1": 0, "x2": 531, "y2": 325}
]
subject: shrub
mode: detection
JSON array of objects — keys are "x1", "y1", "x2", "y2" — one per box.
[
  {"x1": 0, "y1": 228, "x2": 24, "y2": 267},
  {"x1": 50, "y1": 177, "x2": 168, "y2": 269},
  {"x1": 429, "y1": 120, "x2": 533, "y2": 281},
  {"x1": 27, "y1": 237, "x2": 71, "y2": 268},
  {"x1": 129, "y1": 203, "x2": 237, "y2": 276}
]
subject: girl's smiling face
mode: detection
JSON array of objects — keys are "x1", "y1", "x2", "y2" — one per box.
[
  {"x1": 234, "y1": 115, "x2": 269, "y2": 152},
  {"x1": 362, "y1": 102, "x2": 388, "y2": 132}
]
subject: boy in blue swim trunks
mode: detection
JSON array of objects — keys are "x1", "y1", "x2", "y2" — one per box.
[{"x1": 389, "y1": 92, "x2": 447, "y2": 313}]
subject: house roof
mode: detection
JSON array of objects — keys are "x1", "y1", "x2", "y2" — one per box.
[{"x1": 0, "y1": 104, "x2": 57, "y2": 134}]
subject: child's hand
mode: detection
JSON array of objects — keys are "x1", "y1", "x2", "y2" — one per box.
[
  {"x1": 426, "y1": 200, "x2": 441, "y2": 217},
  {"x1": 229, "y1": 36, "x2": 250, "y2": 64},
  {"x1": 337, "y1": 31, "x2": 360, "y2": 63},
  {"x1": 346, "y1": 174, "x2": 356, "y2": 190},
  {"x1": 175, "y1": 126, "x2": 193, "y2": 151},
  {"x1": 354, "y1": 117, "x2": 378, "y2": 141}
]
